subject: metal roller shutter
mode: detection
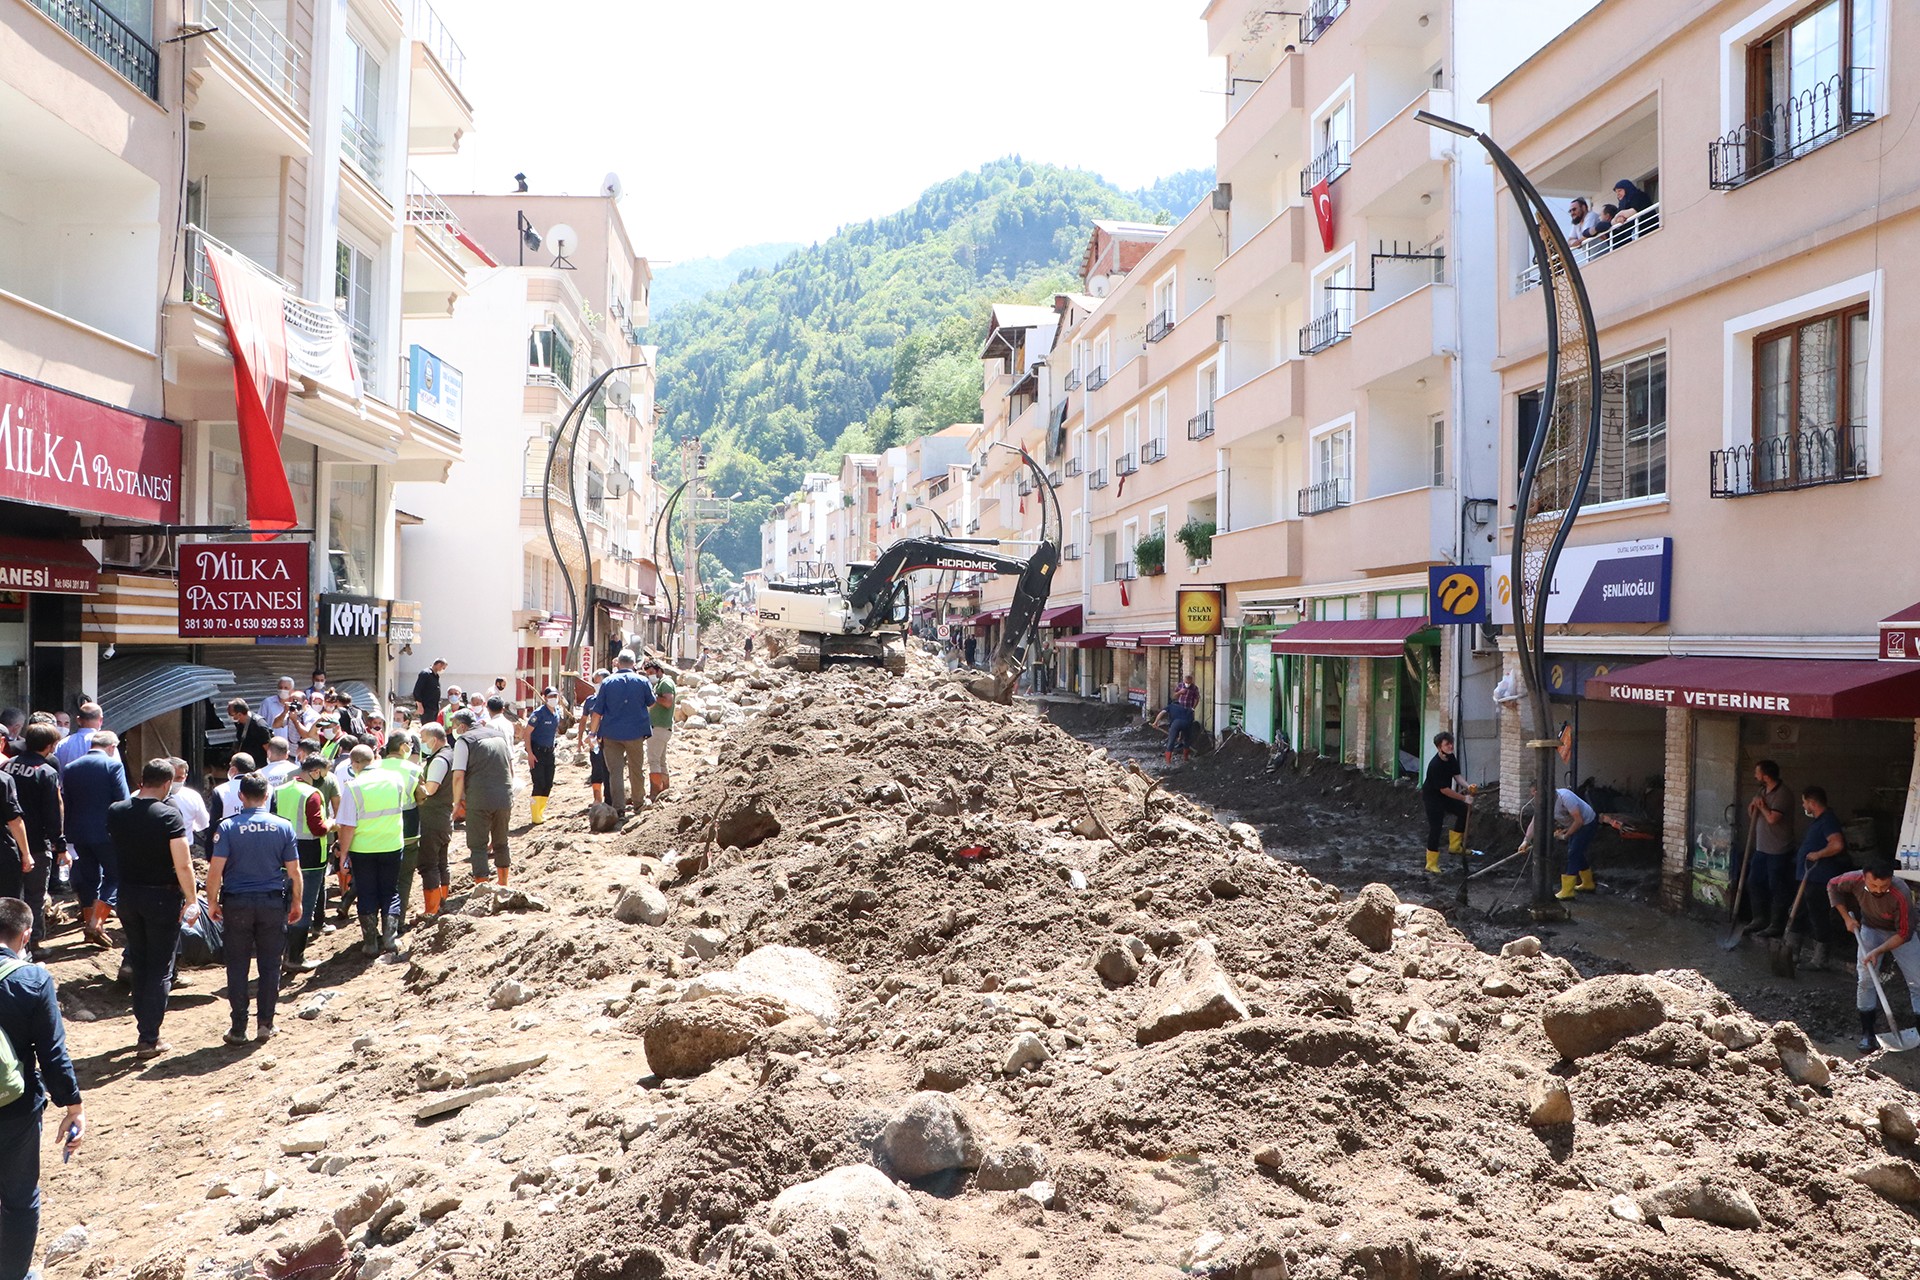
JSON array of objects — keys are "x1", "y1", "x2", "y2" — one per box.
[{"x1": 198, "y1": 645, "x2": 379, "y2": 715}]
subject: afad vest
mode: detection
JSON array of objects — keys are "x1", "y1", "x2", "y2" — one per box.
[
  {"x1": 375, "y1": 757, "x2": 422, "y2": 838},
  {"x1": 343, "y1": 770, "x2": 406, "y2": 855}
]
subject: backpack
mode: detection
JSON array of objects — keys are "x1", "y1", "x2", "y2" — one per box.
[{"x1": 0, "y1": 958, "x2": 30, "y2": 1107}]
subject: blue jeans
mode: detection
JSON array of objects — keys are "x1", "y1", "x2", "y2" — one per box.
[
  {"x1": 352, "y1": 852, "x2": 400, "y2": 922},
  {"x1": 1564, "y1": 823, "x2": 1597, "y2": 875},
  {"x1": 222, "y1": 892, "x2": 288, "y2": 1033},
  {"x1": 296, "y1": 862, "x2": 327, "y2": 940},
  {"x1": 72, "y1": 838, "x2": 119, "y2": 912},
  {"x1": 117, "y1": 883, "x2": 183, "y2": 1045},
  {"x1": 0, "y1": 1097, "x2": 44, "y2": 1280},
  {"x1": 1166, "y1": 708, "x2": 1195, "y2": 753}
]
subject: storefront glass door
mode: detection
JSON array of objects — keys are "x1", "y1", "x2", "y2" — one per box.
[{"x1": 1243, "y1": 640, "x2": 1273, "y2": 744}]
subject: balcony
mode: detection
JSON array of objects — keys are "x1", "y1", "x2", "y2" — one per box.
[
  {"x1": 1349, "y1": 283, "x2": 1455, "y2": 391},
  {"x1": 410, "y1": 0, "x2": 474, "y2": 154},
  {"x1": 402, "y1": 172, "x2": 481, "y2": 317},
  {"x1": 1145, "y1": 312, "x2": 1174, "y2": 344},
  {"x1": 1213, "y1": 359, "x2": 1303, "y2": 446},
  {"x1": 1062, "y1": 543, "x2": 1081, "y2": 561},
  {"x1": 1299, "y1": 139, "x2": 1350, "y2": 196},
  {"x1": 1219, "y1": 56, "x2": 1305, "y2": 181},
  {"x1": 1709, "y1": 71, "x2": 1876, "y2": 191},
  {"x1": 1299, "y1": 309, "x2": 1351, "y2": 356},
  {"x1": 1709, "y1": 426, "x2": 1868, "y2": 499},
  {"x1": 1340, "y1": 89, "x2": 1452, "y2": 221},
  {"x1": 1215, "y1": 205, "x2": 1305, "y2": 309},
  {"x1": 1516, "y1": 205, "x2": 1661, "y2": 292},
  {"x1": 1085, "y1": 366, "x2": 1110, "y2": 391},
  {"x1": 1113, "y1": 561, "x2": 1137, "y2": 581},
  {"x1": 1203, "y1": 518, "x2": 1302, "y2": 585},
  {"x1": 1141, "y1": 438, "x2": 1166, "y2": 465},
  {"x1": 24, "y1": 0, "x2": 158, "y2": 99},
  {"x1": 1064, "y1": 368, "x2": 1082, "y2": 391},
  {"x1": 1298, "y1": 477, "x2": 1350, "y2": 516},
  {"x1": 1047, "y1": 469, "x2": 1063, "y2": 487},
  {"x1": 1065, "y1": 459, "x2": 1085, "y2": 477},
  {"x1": 967, "y1": 518, "x2": 982, "y2": 533},
  {"x1": 191, "y1": 0, "x2": 302, "y2": 104},
  {"x1": 1302, "y1": 485, "x2": 1452, "y2": 579},
  {"x1": 341, "y1": 106, "x2": 385, "y2": 185},
  {"x1": 1116, "y1": 452, "x2": 1137, "y2": 477},
  {"x1": 181, "y1": 225, "x2": 295, "y2": 317},
  {"x1": 1299, "y1": 0, "x2": 1349, "y2": 44},
  {"x1": 1088, "y1": 467, "x2": 1109, "y2": 490},
  {"x1": 1188, "y1": 410, "x2": 1215, "y2": 441}
]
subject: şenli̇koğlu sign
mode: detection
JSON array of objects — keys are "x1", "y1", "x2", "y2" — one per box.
[{"x1": 178, "y1": 542, "x2": 311, "y2": 637}]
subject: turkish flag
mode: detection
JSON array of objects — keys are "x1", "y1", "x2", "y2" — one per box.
[
  {"x1": 204, "y1": 246, "x2": 298, "y2": 539},
  {"x1": 1312, "y1": 177, "x2": 1336, "y2": 253},
  {"x1": 1119, "y1": 578, "x2": 1130, "y2": 607}
]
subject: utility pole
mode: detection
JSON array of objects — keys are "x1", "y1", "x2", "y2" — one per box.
[{"x1": 680, "y1": 437, "x2": 702, "y2": 662}]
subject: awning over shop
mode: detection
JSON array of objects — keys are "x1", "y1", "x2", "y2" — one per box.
[
  {"x1": 1104, "y1": 633, "x2": 1143, "y2": 650},
  {"x1": 1053, "y1": 632, "x2": 1108, "y2": 649},
  {"x1": 1584, "y1": 656, "x2": 1920, "y2": 720},
  {"x1": 971, "y1": 608, "x2": 1008, "y2": 628},
  {"x1": 1039, "y1": 604, "x2": 1083, "y2": 629},
  {"x1": 98, "y1": 656, "x2": 235, "y2": 734},
  {"x1": 1269, "y1": 617, "x2": 1431, "y2": 658},
  {"x1": 1881, "y1": 602, "x2": 1920, "y2": 662},
  {"x1": 0, "y1": 536, "x2": 100, "y2": 595}
]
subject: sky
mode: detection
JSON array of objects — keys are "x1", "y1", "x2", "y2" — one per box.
[{"x1": 414, "y1": 1, "x2": 1223, "y2": 264}]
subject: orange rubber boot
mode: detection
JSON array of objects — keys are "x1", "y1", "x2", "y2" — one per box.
[{"x1": 496, "y1": 867, "x2": 509, "y2": 886}]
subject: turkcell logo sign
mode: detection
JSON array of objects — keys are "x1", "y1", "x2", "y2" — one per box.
[
  {"x1": 1490, "y1": 538, "x2": 1672, "y2": 625},
  {"x1": 1427, "y1": 565, "x2": 1488, "y2": 625}
]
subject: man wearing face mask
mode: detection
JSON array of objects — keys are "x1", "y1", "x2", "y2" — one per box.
[{"x1": 525, "y1": 687, "x2": 561, "y2": 825}]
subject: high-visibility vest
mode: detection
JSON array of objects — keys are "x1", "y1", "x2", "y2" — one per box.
[
  {"x1": 342, "y1": 769, "x2": 406, "y2": 854},
  {"x1": 274, "y1": 778, "x2": 324, "y2": 863},
  {"x1": 375, "y1": 756, "x2": 422, "y2": 839},
  {"x1": 320, "y1": 736, "x2": 343, "y2": 762}
]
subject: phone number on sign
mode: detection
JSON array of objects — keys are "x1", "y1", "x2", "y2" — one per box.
[{"x1": 182, "y1": 616, "x2": 306, "y2": 633}]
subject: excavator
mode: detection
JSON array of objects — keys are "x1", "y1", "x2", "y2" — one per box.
[{"x1": 756, "y1": 452, "x2": 1061, "y2": 701}]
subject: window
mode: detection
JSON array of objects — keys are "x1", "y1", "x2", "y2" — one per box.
[
  {"x1": 326, "y1": 464, "x2": 376, "y2": 594},
  {"x1": 529, "y1": 327, "x2": 576, "y2": 389},
  {"x1": 1099, "y1": 530, "x2": 1118, "y2": 581},
  {"x1": 1714, "y1": 0, "x2": 1880, "y2": 187},
  {"x1": 334, "y1": 241, "x2": 375, "y2": 372},
  {"x1": 1305, "y1": 426, "x2": 1353, "y2": 513},
  {"x1": 1517, "y1": 349, "x2": 1668, "y2": 509},
  {"x1": 1148, "y1": 273, "x2": 1177, "y2": 341},
  {"x1": 523, "y1": 554, "x2": 541, "y2": 610},
  {"x1": 1753, "y1": 304, "x2": 1868, "y2": 488},
  {"x1": 1304, "y1": 96, "x2": 1353, "y2": 191},
  {"x1": 1121, "y1": 410, "x2": 1139, "y2": 469},
  {"x1": 1302, "y1": 263, "x2": 1353, "y2": 354},
  {"x1": 1147, "y1": 393, "x2": 1168, "y2": 458},
  {"x1": 1430, "y1": 414, "x2": 1447, "y2": 486},
  {"x1": 340, "y1": 34, "x2": 384, "y2": 182}
]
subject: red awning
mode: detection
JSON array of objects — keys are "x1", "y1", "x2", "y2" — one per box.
[
  {"x1": 1104, "y1": 632, "x2": 1143, "y2": 649},
  {"x1": 1053, "y1": 632, "x2": 1108, "y2": 649},
  {"x1": 1039, "y1": 604, "x2": 1083, "y2": 629},
  {"x1": 1270, "y1": 617, "x2": 1430, "y2": 658},
  {"x1": 1139, "y1": 631, "x2": 1180, "y2": 647},
  {"x1": 1584, "y1": 656, "x2": 1920, "y2": 720},
  {"x1": 0, "y1": 536, "x2": 99, "y2": 595},
  {"x1": 971, "y1": 608, "x2": 1007, "y2": 628},
  {"x1": 1881, "y1": 602, "x2": 1920, "y2": 662}
]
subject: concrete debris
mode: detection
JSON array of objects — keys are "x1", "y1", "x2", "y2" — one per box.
[
  {"x1": 415, "y1": 1084, "x2": 500, "y2": 1121},
  {"x1": 638, "y1": 997, "x2": 766, "y2": 1077},
  {"x1": 613, "y1": 881, "x2": 670, "y2": 926},
  {"x1": 1879, "y1": 1101, "x2": 1918, "y2": 1145},
  {"x1": 1135, "y1": 939, "x2": 1250, "y2": 1046},
  {"x1": 1849, "y1": 1158, "x2": 1920, "y2": 1204},
  {"x1": 278, "y1": 1117, "x2": 333, "y2": 1155},
  {"x1": 1500, "y1": 936, "x2": 1542, "y2": 959}
]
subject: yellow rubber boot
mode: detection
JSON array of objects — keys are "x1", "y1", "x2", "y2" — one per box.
[
  {"x1": 1556, "y1": 875, "x2": 1579, "y2": 901},
  {"x1": 1577, "y1": 869, "x2": 1597, "y2": 892},
  {"x1": 1448, "y1": 830, "x2": 1465, "y2": 854},
  {"x1": 531, "y1": 796, "x2": 548, "y2": 825},
  {"x1": 1425, "y1": 849, "x2": 1442, "y2": 874}
]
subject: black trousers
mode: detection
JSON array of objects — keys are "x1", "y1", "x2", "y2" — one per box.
[
  {"x1": 119, "y1": 883, "x2": 183, "y2": 1044},
  {"x1": 530, "y1": 741, "x2": 555, "y2": 797},
  {"x1": 222, "y1": 891, "x2": 288, "y2": 1032},
  {"x1": 1790, "y1": 860, "x2": 1851, "y2": 943},
  {"x1": 1748, "y1": 851, "x2": 1798, "y2": 932},
  {"x1": 1423, "y1": 792, "x2": 1467, "y2": 851}
]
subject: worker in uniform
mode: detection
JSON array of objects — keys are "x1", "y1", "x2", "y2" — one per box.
[
  {"x1": 1420, "y1": 731, "x2": 1479, "y2": 875},
  {"x1": 376, "y1": 733, "x2": 423, "y2": 933},
  {"x1": 205, "y1": 772, "x2": 302, "y2": 1043},
  {"x1": 524, "y1": 687, "x2": 560, "y2": 825},
  {"x1": 332, "y1": 745, "x2": 407, "y2": 957},
  {"x1": 275, "y1": 756, "x2": 332, "y2": 972},
  {"x1": 415, "y1": 723, "x2": 455, "y2": 919},
  {"x1": 450, "y1": 709, "x2": 515, "y2": 888}
]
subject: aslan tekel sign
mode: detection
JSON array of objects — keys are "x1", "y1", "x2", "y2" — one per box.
[{"x1": 178, "y1": 542, "x2": 310, "y2": 637}]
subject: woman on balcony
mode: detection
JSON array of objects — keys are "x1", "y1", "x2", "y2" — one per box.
[{"x1": 1610, "y1": 179, "x2": 1652, "y2": 228}]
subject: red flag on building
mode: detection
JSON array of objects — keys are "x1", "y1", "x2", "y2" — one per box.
[
  {"x1": 203, "y1": 246, "x2": 297, "y2": 538},
  {"x1": 1119, "y1": 578, "x2": 1130, "y2": 607},
  {"x1": 1312, "y1": 176, "x2": 1336, "y2": 253}
]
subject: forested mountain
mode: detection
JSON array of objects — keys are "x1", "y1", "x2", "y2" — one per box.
[
  {"x1": 646, "y1": 159, "x2": 1213, "y2": 574},
  {"x1": 649, "y1": 242, "x2": 804, "y2": 318}
]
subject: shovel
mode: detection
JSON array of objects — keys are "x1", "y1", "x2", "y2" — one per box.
[
  {"x1": 1865, "y1": 948, "x2": 1920, "y2": 1052},
  {"x1": 1769, "y1": 876, "x2": 1809, "y2": 978},
  {"x1": 1719, "y1": 822, "x2": 1759, "y2": 951}
]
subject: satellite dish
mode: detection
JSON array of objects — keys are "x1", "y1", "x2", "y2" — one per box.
[
  {"x1": 546, "y1": 222, "x2": 578, "y2": 270},
  {"x1": 601, "y1": 171, "x2": 624, "y2": 200}
]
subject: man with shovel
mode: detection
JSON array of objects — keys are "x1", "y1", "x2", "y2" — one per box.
[{"x1": 1828, "y1": 857, "x2": 1920, "y2": 1054}]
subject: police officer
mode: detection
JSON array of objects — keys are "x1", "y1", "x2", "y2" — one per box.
[
  {"x1": 332, "y1": 745, "x2": 407, "y2": 956},
  {"x1": 376, "y1": 733, "x2": 423, "y2": 934},
  {"x1": 415, "y1": 724, "x2": 455, "y2": 919},
  {"x1": 205, "y1": 773, "x2": 302, "y2": 1043},
  {"x1": 275, "y1": 756, "x2": 332, "y2": 972}
]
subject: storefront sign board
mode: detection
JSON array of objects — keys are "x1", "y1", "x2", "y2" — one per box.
[
  {"x1": 0, "y1": 370, "x2": 181, "y2": 522},
  {"x1": 1176, "y1": 586, "x2": 1225, "y2": 637},
  {"x1": 407, "y1": 345, "x2": 463, "y2": 431},
  {"x1": 179, "y1": 542, "x2": 310, "y2": 637},
  {"x1": 0, "y1": 536, "x2": 99, "y2": 594},
  {"x1": 1427, "y1": 565, "x2": 1488, "y2": 624},
  {"x1": 319, "y1": 593, "x2": 387, "y2": 642},
  {"x1": 1490, "y1": 538, "x2": 1672, "y2": 626}
]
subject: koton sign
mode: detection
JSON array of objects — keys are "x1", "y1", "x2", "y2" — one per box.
[
  {"x1": 179, "y1": 542, "x2": 310, "y2": 637},
  {"x1": 0, "y1": 370, "x2": 182, "y2": 522}
]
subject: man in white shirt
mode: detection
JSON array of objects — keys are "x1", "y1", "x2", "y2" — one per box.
[
  {"x1": 259, "y1": 677, "x2": 297, "y2": 731},
  {"x1": 211, "y1": 752, "x2": 256, "y2": 828},
  {"x1": 165, "y1": 757, "x2": 211, "y2": 841},
  {"x1": 261, "y1": 738, "x2": 299, "y2": 787}
]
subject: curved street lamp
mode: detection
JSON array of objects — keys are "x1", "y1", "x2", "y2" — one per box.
[
  {"x1": 1417, "y1": 110, "x2": 1603, "y2": 915},
  {"x1": 542, "y1": 361, "x2": 649, "y2": 667}
]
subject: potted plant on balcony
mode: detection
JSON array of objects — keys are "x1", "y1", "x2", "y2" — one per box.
[
  {"x1": 1134, "y1": 532, "x2": 1166, "y2": 576},
  {"x1": 1175, "y1": 518, "x2": 1215, "y2": 566}
]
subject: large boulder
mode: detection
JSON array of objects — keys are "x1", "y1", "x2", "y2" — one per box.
[
  {"x1": 1136, "y1": 939, "x2": 1250, "y2": 1046},
  {"x1": 1638, "y1": 1174, "x2": 1763, "y2": 1229},
  {"x1": 877, "y1": 1092, "x2": 981, "y2": 1180},
  {"x1": 613, "y1": 882, "x2": 669, "y2": 927},
  {"x1": 1541, "y1": 975, "x2": 1667, "y2": 1059},
  {"x1": 682, "y1": 945, "x2": 842, "y2": 1025},
  {"x1": 766, "y1": 1165, "x2": 946, "y2": 1279},
  {"x1": 638, "y1": 998, "x2": 765, "y2": 1077},
  {"x1": 1343, "y1": 883, "x2": 1399, "y2": 953}
]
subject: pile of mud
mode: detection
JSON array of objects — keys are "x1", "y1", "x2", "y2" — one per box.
[{"x1": 472, "y1": 651, "x2": 1920, "y2": 1280}]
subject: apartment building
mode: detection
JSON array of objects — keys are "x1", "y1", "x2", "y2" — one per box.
[
  {"x1": 398, "y1": 193, "x2": 660, "y2": 697},
  {"x1": 2, "y1": 0, "x2": 475, "y2": 764},
  {"x1": 1483, "y1": 0, "x2": 1918, "y2": 907}
]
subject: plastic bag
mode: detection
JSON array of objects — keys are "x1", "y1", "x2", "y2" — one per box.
[{"x1": 176, "y1": 895, "x2": 223, "y2": 966}]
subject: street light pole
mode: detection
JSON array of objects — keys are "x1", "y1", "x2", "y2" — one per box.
[
  {"x1": 680, "y1": 438, "x2": 701, "y2": 662},
  {"x1": 1416, "y1": 110, "x2": 1603, "y2": 916},
  {"x1": 542, "y1": 362, "x2": 649, "y2": 678}
]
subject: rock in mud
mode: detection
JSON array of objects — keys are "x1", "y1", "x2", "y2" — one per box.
[
  {"x1": 613, "y1": 882, "x2": 669, "y2": 926},
  {"x1": 1850, "y1": 1158, "x2": 1920, "y2": 1204},
  {"x1": 1344, "y1": 883, "x2": 1399, "y2": 952},
  {"x1": 638, "y1": 997, "x2": 765, "y2": 1076},
  {"x1": 1500, "y1": 935, "x2": 1542, "y2": 958},
  {"x1": 1002, "y1": 1032, "x2": 1050, "y2": 1076},
  {"x1": 1879, "y1": 1101, "x2": 1918, "y2": 1144},
  {"x1": 279, "y1": 1117, "x2": 333, "y2": 1155},
  {"x1": 257, "y1": 1226, "x2": 351, "y2": 1280},
  {"x1": 766, "y1": 1164, "x2": 946, "y2": 1278},
  {"x1": 1541, "y1": 975, "x2": 1667, "y2": 1059},
  {"x1": 129, "y1": 1242, "x2": 188, "y2": 1280},
  {"x1": 976, "y1": 1143, "x2": 1049, "y2": 1191},
  {"x1": 1093, "y1": 938, "x2": 1140, "y2": 987},
  {"x1": 877, "y1": 1091, "x2": 982, "y2": 1179},
  {"x1": 682, "y1": 927, "x2": 727, "y2": 960},
  {"x1": 682, "y1": 944, "x2": 842, "y2": 1025},
  {"x1": 1639, "y1": 1174, "x2": 1763, "y2": 1229},
  {"x1": 1772, "y1": 1024, "x2": 1832, "y2": 1088},
  {"x1": 714, "y1": 796, "x2": 782, "y2": 849},
  {"x1": 587, "y1": 803, "x2": 621, "y2": 833},
  {"x1": 1136, "y1": 939, "x2": 1250, "y2": 1046},
  {"x1": 1525, "y1": 1076, "x2": 1573, "y2": 1127}
]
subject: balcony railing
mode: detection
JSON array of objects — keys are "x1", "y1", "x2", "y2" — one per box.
[
  {"x1": 1064, "y1": 368, "x2": 1082, "y2": 391},
  {"x1": 1047, "y1": 469, "x2": 1063, "y2": 487},
  {"x1": 1142, "y1": 438, "x2": 1166, "y2": 464},
  {"x1": 1516, "y1": 203, "x2": 1661, "y2": 292},
  {"x1": 194, "y1": 0, "x2": 302, "y2": 102},
  {"x1": 1298, "y1": 477, "x2": 1351, "y2": 515},
  {"x1": 1064, "y1": 458, "x2": 1085, "y2": 477},
  {"x1": 1300, "y1": 138, "x2": 1350, "y2": 195},
  {"x1": 1299, "y1": 309, "x2": 1351, "y2": 355},
  {"x1": 345, "y1": 322, "x2": 374, "y2": 375},
  {"x1": 411, "y1": 0, "x2": 467, "y2": 86},
  {"x1": 1016, "y1": 476, "x2": 1033, "y2": 497},
  {"x1": 1709, "y1": 72, "x2": 1875, "y2": 191},
  {"x1": 183, "y1": 225, "x2": 297, "y2": 316},
  {"x1": 1116, "y1": 452, "x2": 1137, "y2": 476},
  {"x1": 406, "y1": 171, "x2": 469, "y2": 237},
  {"x1": 27, "y1": 0, "x2": 158, "y2": 99},
  {"x1": 1112, "y1": 561, "x2": 1137, "y2": 581},
  {"x1": 967, "y1": 518, "x2": 982, "y2": 533},
  {"x1": 1085, "y1": 366, "x2": 1110, "y2": 391},
  {"x1": 1188, "y1": 410, "x2": 1215, "y2": 440},
  {"x1": 1145, "y1": 311, "x2": 1175, "y2": 343},
  {"x1": 341, "y1": 106, "x2": 386, "y2": 185},
  {"x1": 1088, "y1": 467, "x2": 1110, "y2": 490},
  {"x1": 1709, "y1": 425, "x2": 1868, "y2": 498},
  {"x1": 1062, "y1": 543, "x2": 1081, "y2": 561},
  {"x1": 1299, "y1": 0, "x2": 1349, "y2": 44}
]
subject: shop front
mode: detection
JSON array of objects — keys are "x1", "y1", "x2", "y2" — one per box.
[
  {"x1": 1586, "y1": 657, "x2": 1920, "y2": 910},
  {"x1": 315, "y1": 592, "x2": 391, "y2": 711},
  {"x1": 1270, "y1": 609, "x2": 1439, "y2": 778},
  {"x1": 1053, "y1": 630, "x2": 1108, "y2": 698}
]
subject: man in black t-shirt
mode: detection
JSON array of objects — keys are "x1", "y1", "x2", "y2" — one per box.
[
  {"x1": 1421, "y1": 731, "x2": 1479, "y2": 875},
  {"x1": 107, "y1": 758, "x2": 200, "y2": 1059}
]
